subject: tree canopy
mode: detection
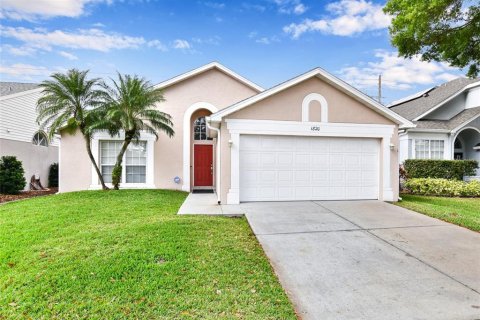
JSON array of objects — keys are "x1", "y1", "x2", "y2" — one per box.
[{"x1": 384, "y1": 0, "x2": 480, "y2": 77}]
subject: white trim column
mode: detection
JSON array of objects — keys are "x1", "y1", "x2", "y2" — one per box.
[
  {"x1": 226, "y1": 133, "x2": 240, "y2": 204},
  {"x1": 382, "y1": 136, "x2": 394, "y2": 201}
]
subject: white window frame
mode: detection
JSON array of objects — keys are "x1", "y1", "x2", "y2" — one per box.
[
  {"x1": 413, "y1": 139, "x2": 445, "y2": 160},
  {"x1": 32, "y1": 131, "x2": 48, "y2": 147},
  {"x1": 90, "y1": 131, "x2": 155, "y2": 189}
]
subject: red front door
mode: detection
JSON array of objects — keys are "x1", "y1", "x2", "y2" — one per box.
[{"x1": 194, "y1": 144, "x2": 213, "y2": 186}]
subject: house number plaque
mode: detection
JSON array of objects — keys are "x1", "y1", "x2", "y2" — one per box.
[{"x1": 310, "y1": 126, "x2": 321, "y2": 131}]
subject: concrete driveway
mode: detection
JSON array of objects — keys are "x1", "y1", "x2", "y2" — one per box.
[{"x1": 245, "y1": 200, "x2": 480, "y2": 320}]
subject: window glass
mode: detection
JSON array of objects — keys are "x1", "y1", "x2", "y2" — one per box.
[
  {"x1": 126, "y1": 142, "x2": 147, "y2": 183},
  {"x1": 415, "y1": 139, "x2": 444, "y2": 159},
  {"x1": 415, "y1": 139, "x2": 429, "y2": 159},
  {"x1": 100, "y1": 141, "x2": 122, "y2": 183},
  {"x1": 193, "y1": 116, "x2": 209, "y2": 140},
  {"x1": 32, "y1": 132, "x2": 48, "y2": 147}
]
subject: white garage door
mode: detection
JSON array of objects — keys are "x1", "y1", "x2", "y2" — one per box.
[{"x1": 239, "y1": 135, "x2": 380, "y2": 202}]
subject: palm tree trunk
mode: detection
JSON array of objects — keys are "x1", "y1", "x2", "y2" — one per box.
[
  {"x1": 112, "y1": 134, "x2": 133, "y2": 190},
  {"x1": 84, "y1": 135, "x2": 109, "y2": 190}
]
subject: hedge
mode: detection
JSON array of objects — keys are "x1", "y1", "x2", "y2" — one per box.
[
  {"x1": 48, "y1": 163, "x2": 59, "y2": 188},
  {"x1": 0, "y1": 156, "x2": 27, "y2": 194},
  {"x1": 404, "y1": 159, "x2": 478, "y2": 180},
  {"x1": 404, "y1": 178, "x2": 480, "y2": 197}
]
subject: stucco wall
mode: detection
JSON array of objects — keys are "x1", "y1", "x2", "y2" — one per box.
[
  {"x1": 59, "y1": 131, "x2": 91, "y2": 192},
  {"x1": 219, "y1": 76, "x2": 400, "y2": 203},
  {"x1": 153, "y1": 68, "x2": 259, "y2": 190},
  {"x1": 59, "y1": 67, "x2": 259, "y2": 192},
  {"x1": 0, "y1": 138, "x2": 58, "y2": 190}
]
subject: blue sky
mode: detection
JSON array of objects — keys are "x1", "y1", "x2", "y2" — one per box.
[{"x1": 0, "y1": 0, "x2": 464, "y2": 103}]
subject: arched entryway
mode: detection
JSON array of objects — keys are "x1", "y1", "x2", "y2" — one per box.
[
  {"x1": 182, "y1": 102, "x2": 218, "y2": 191},
  {"x1": 452, "y1": 128, "x2": 480, "y2": 174}
]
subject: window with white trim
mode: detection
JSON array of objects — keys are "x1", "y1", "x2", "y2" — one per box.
[
  {"x1": 415, "y1": 139, "x2": 444, "y2": 159},
  {"x1": 32, "y1": 131, "x2": 48, "y2": 147},
  {"x1": 193, "y1": 116, "x2": 212, "y2": 140},
  {"x1": 100, "y1": 141, "x2": 147, "y2": 183}
]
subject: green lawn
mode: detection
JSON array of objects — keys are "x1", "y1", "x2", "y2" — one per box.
[
  {"x1": 0, "y1": 190, "x2": 296, "y2": 319},
  {"x1": 397, "y1": 195, "x2": 480, "y2": 232}
]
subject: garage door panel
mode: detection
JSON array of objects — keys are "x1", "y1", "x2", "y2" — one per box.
[{"x1": 239, "y1": 135, "x2": 379, "y2": 202}]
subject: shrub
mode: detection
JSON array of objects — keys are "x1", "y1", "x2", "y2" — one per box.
[
  {"x1": 404, "y1": 178, "x2": 480, "y2": 197},
  {"x1": 404, "y1": 159, "x2": 478, "y2": 180},
  {"x1": 48, "y1": 163, "x2": 59, "y2": 188},
  {"x1": 0, "y1": 156, "x2": 27, "y2": 194}
]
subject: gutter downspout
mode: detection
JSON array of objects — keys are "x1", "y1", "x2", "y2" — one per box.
[{"x1": 206, "y1": 117, "x2": 221, "y2": 204}]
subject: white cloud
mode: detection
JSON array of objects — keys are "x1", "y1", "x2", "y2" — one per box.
[
  {"x1": 241, "y1": 3, "x2": 266, "y2": 12},
  {"x1": 337, "y1": 50, "x2": 459, "y2": 91},
  {"x1": 0, "y1": 63, "x2": 52, "y2": 80},
  {"x1": 293, "y1": 3, "x2": 307, "y2": 14},
  {"x1": 203, "y1": 2, "x2": 225, "y2": 9},
  {"x1": 255, "y1": 36, "x2": 280, "y2": 45},
  {"x1": 147, "y1": 39, "x2": 168, "y2": 51},
  {"x1": 59, "y1": 51, "x2": 78, "y2": 60},
  {"x1": 0, "y1": 0, "x2": 111, "y2": 20},
  {"x1": 275, "y1": 0, "x2": 307, "y2": 15},
  {"x1": 192, "y1": 36, "x2": 221, "y2": 45},
  {"x1": 173, "y1": 39, "x2": 191, "y2": 50},
  {"x1": 0, "y1": 26, "x2": 145, "y2": 52},
  {"x1": 1, "y1": 44, "x2": 37, "y2": 56},
  {"x1": 284, "y1": 0, "x2": 390, "y2": 38}
]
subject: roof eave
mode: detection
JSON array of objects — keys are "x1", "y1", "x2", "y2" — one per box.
[{"x1": 153, "y1": 62, "x2": 264, "y2": 93}]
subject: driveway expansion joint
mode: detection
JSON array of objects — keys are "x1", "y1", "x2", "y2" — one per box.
[
  {"x1": 253, "y1": 224, "x2": 450, "y2": 236},
  {"x1": 313, "y1": 201, "x2": 480, "y2": 295}
]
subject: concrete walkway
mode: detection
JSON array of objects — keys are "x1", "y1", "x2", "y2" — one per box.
[
  {"x1": 177, "y1": 193, "x2": 245, "y2": 215},
  {"x1": 246, "y1": 201, "x2": 480, "y2": 320}
]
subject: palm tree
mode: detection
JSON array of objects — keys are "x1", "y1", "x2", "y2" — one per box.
[
  {"x1": 102, "y1": 73, "x2": 174, "y2": 190},
  {"x1": 36, "y1": 69, "x2": 109, "y2": 190}
]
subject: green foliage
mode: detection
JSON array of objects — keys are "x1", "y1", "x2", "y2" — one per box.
[
  {"x1": 111, "y1": 164, "x2": 122, "y2": 190},
  {"x1": 100, "y1": 73, "x2": 174, "y2": 189},
  {"x1": 384, "y1": 0, "x2": 480, "y2": 77},
  {"x1": 404, "y1": 178, "x2": 480, "y2": 197},
  {"x1": 0, "y1": 190, "x2": 296, "y2": 319},
  {"x1": 48, "y1": 163, "x2": 59, "y2": 188},
  {"x1": 0, "y1": 156, "x2": 26, "y2": 194},
  {"x1": 404, "y1": 159, "x2": 478, "y2": 180},
  {"x1": 396, "y1": 195, "x2": 480, "y2": 231}
]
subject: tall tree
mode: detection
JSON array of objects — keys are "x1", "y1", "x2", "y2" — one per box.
[
  {"x1": 102, "y1": 74, "x2": 174, "y2": 190},
  {"x1": 384, "y1": 0, "x2": 480, "y2": 77},
  {"x1": 37, "y1": 69, "x2": 109, "y2": 190}
]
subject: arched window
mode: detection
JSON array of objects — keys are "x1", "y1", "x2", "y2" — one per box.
[
  {"x1": 32, "y1": 131, "x2": 48, "y2": 147},
  {"x1": 193, "y1": 116, "x2": 209, "y2": 140}
]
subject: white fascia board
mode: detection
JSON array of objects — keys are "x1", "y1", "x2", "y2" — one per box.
[
  {"x1": 413, "y1": 81, "x2": 480, "y2": 121},
  {"x1": 405, "y1": 128, "x2": 451, "y2": 133},
  {"x1": 153, "y1": 62, "x2": 264, "y2": 92},
  {"x1": 0, "y1": 87, "x2": 43, "y2": 101},
  {"x1": 211, "y1": 67, "x2": 414, "y2": 128}
]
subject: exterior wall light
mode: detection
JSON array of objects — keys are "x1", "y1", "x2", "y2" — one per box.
[
  {"x1": 389, "y1": 143, "x2": 395, "y2": 150},
  {"x1": 228, "y1": 140, "x2": 233, "y2": 147}
]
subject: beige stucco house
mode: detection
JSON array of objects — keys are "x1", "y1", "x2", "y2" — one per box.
[{"x1": 59, "y1": 62, "x2": 413, "y2": 203}]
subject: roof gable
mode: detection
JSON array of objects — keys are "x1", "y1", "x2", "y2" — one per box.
[
  {"x1": 210, "y1": 67, "x2": 413, "y2": 127},
  {"x1": 154, "y1": 62, "x2": 263, "y2": 93},
  {"x1": 389, "y1": 78, "x2": 479, "y2": 121}
]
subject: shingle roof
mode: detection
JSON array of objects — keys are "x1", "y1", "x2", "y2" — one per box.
[
  {"x1": 389, "y1": 78, "x2": 479, "y2": 120},
  {"x1": 0, "y1": 82, "x2": 39, "y2": 96},
  {"x1": 412, "y1": 107, "x2": 480, "y2": 130}
]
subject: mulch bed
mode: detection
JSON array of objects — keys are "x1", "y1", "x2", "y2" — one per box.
[{"x1": 0, "y1": 188, "x2": 58, "y2": 204}]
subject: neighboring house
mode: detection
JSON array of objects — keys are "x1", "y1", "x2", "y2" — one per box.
[
  {"x1": 0, "y1": 82, "x2": 59, "y2": 189},
  {"x1": 59, "y1": 62, "x2": 413, "y2": 203},
  {"x1": 389, "y1": 78, "x2": 480, "y2": 175}
]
